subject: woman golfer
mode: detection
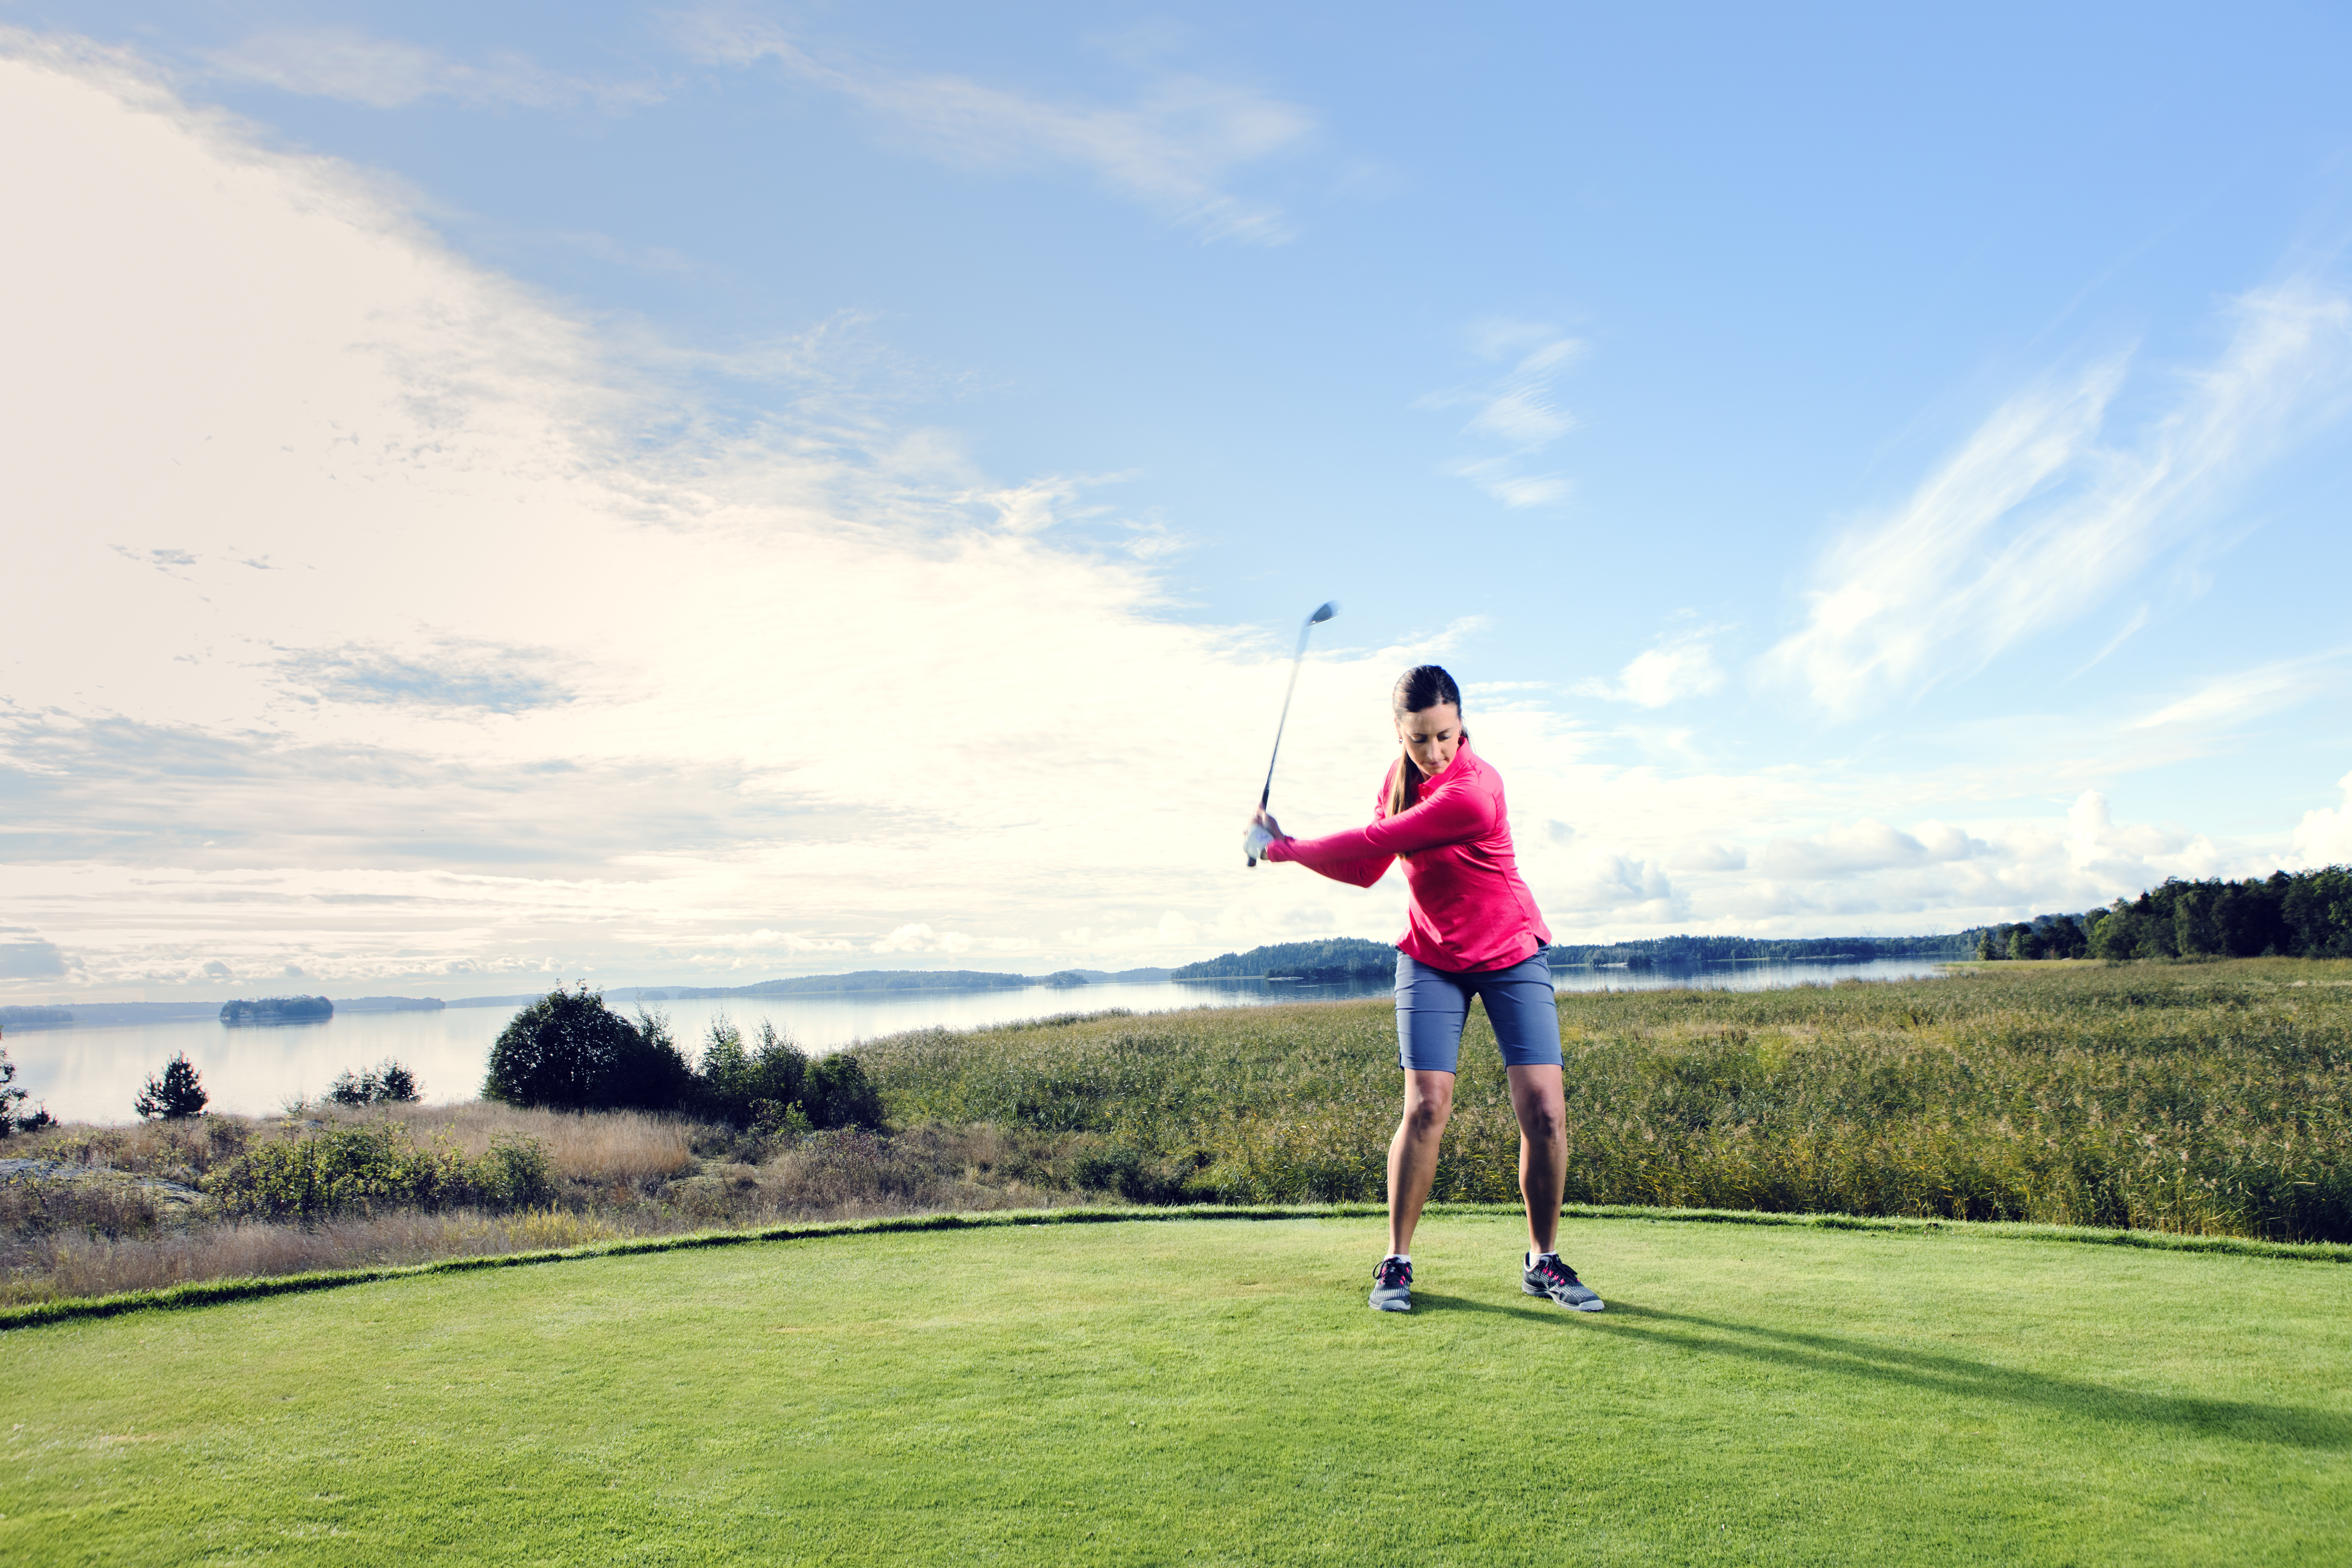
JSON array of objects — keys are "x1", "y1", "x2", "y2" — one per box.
[{"x1": 1245, "y1": 665, "x2": 1602, "y2": 1314}]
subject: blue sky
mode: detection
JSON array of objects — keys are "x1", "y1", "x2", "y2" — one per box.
[{"x1": 4, "y1": 4, "x2": 2352, "y2": 997}]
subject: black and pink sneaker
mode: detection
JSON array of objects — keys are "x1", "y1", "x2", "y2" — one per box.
[
  {"x1": 1524, "y1": 1252, "x2": 1604, "y2": 1312},
  {"x1": 1369, "y1": 1255, "x2": 1413, "y2": 1312}
]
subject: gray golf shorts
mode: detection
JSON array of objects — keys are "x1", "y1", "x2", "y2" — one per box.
[{"x1": 1394, "y1": 951, "x2": 1563, "y2": 1072}]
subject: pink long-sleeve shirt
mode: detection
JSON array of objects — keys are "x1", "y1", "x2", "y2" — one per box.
[{"x1": 1263, "y1": 739, "x2": 1551, "y2": 973}]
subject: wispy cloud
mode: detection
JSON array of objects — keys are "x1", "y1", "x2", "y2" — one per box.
[
  {"x1": 678, "y1": 17, "x2": 1314, "y2": 243},
  {"x1": 207, "y1": 29, "x2": 663, "y2": 112},
  {"x1": 1761, "y1": 283, "x2": 2352, "y2": 718},
  {"x1": 2125, "y1": 651, "x2": 2347, "y2": 731},
  {"x1": 1421, "y1": 319, "x2": 1582, "y2": 507},
  {"x1": 1574, "y1": 626, "x2": 1727, "y2": 708},
  {"x1": 276, "y1": 642, "x2": 577, "y2": 714}
]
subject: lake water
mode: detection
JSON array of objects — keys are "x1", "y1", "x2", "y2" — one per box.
[{"x1": 5, "y1": 957, "x2": 1949, "y2": 1124}]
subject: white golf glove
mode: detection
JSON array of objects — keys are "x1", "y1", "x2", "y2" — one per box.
[{"x1": 1244, "y1": 821, "x2": 1275, "y2": 866}]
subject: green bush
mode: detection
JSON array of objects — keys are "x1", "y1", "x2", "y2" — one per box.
[
  {"x1": 484, "y1": 985, "x2": 694, "y2": 1111},
  {"x1": 803, "y1": 1053, "x2": 885, "y2": 1131},
  {"x1": 327, "y1": 1059, "x2": 423, "y2": 1107},
  {"x1": 694, "y1": 1020, "x2": 809, "y2": 1126},
  {"x1": 205, "y1": 1123, "x2": 553, "y2": 1221}
]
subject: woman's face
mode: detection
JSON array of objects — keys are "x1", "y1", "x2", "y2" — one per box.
[{"x1": 1396, "y1": 702, "x2": 1462, "y2": 778}]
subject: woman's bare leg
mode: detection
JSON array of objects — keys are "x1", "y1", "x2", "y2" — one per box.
[
  {"x1": 1508, "y1": 1063, "x2": 1567, "y2": 1255},
  {"x1": 1387, "y1": 1070, "x2": 1455, "y2": 1256}
]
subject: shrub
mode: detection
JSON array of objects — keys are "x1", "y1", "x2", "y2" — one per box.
[
  {"x1": 134, "y1": 1053, "x2": 208, "y2": 1120},
  {"x1": 803, "y1": 1053, "x2": 885, "y2": 1131},
  {"x1": 695, "y1": 1019, "x2": 810, "y2": 1126},
  {"x1": 205, "y1": 1122, "x2": 553, "y2": 1221},
  {"x1": 483, "y1": 985, "x2": 694, "y2": 1111},
  {"x1": 327, "y1": 1059, "x2": 424, "y2": 1107}
]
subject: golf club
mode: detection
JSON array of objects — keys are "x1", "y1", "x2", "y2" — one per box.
[{"x1": 1248, "y1": 600, "x2": 1338, "y2": 866}]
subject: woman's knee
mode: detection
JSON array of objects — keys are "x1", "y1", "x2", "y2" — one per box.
[{"x1": 1400, "y1": 1074, "x2": 1454, "y2": 1132}]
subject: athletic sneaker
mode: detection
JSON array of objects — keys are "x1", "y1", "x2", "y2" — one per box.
[
  {"x1": 1368, "y1": 1255, "x2": 1413, "y2": 1312},
  {"x1": 1524, "y1": 1252, "x2": 1604, "y2": 1312}
]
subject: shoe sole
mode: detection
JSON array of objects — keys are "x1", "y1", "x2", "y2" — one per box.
[
  {"x1": 1369, "y1": 1293, "x2": 1412, "y2": 1312},
  {"x1": 1524, "y1": 1282, "x2": 1605, "y2": 1312}
]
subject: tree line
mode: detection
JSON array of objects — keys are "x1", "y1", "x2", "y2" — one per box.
[
  {"x1": 1549, "y1": 933, "x2": 1978, "y2": 967},
  {"x1": 1977, "y1": 867, "x2": 2352, "y2": 961},
  {"x1": 1171, "y1": 938, "x2": 1398, "y2": 981}
]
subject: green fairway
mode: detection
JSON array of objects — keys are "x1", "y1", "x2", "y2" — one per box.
[{"x1": 8, "y1": 1216, "x2": 2348, "y2": 1565}]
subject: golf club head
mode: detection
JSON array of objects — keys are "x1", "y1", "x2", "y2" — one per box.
[{"x1": 1307, "y1": 601, "x2": 1338, "y2": 625}]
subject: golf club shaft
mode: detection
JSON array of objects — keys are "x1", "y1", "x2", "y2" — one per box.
[
  {"x1": 1258, "y1": 624, "x2": 1313, "y2": 811},
  {"x1": 1249, "y1": 610, "x2": 1330, "y2": 864}
]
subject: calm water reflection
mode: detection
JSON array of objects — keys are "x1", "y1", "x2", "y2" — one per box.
[{"x1": 8, "y1": 957, "x2": 1948, "y2": 1124}]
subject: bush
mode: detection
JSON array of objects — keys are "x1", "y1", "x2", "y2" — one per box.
[
  {"x1": 483, "y1": 985, "x2": 694, "y2": 1112},
  {"x1": 803, "y1": 1053, "x2": 885, "y2": 1131},
  {"x1": 327, "y1": 1059, "x2": 424, "y2": 1107},
  {"x1": 205, "y1": 1123, "x2": 553, "y2": 1222},
  {"x1": 134, "y1": 1053, "x2": 208, "y2": 1120},
  {"x1": 694, "y1": 1019, "x2": 810, "y2": 1125}
]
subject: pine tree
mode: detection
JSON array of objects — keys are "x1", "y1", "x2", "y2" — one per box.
[
  {"x1": 134, "y1": 1052, "x2": 209, "y2": 1120},
  {"x1": 0, "y1": 1042, "x2": 49, "y2": 1134}
]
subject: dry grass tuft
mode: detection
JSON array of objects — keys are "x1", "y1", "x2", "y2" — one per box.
[
  {"x1": 3, "y1": 1206, "x2": 654, "y2": 1304},
  {"x1": 0, "y1": 1109, "x2": 1085, "y2": 1304}
]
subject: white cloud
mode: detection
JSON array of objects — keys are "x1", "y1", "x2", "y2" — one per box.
[
  {"x1": 1575, "y1": 628, "x2": 1727, "y2": 707},
  {"x1": 1422, "y1": 320, "x2": 1582, "y2": 508},
  {"x1": 4, "y1": 37, "x2": 2340, "y2": 999},
  {"x1": 1761, "y1": 284, "x2": 2352, "y2": 718},
  {"x1": 0, "y1": 41, "x2": 1399, "y2": 993},
  {"x1": 2290, "y1": 772, "x2": 2352, "y2": 869},
  {"x1": 1760, "y1": 818, "x2": 1985, "y2": 882},
  {"x1": 678, "y1": 18, "x2": 1312, "y2": 243},
  {"x1": 1673, "y1": 842, "x2": 1748, "y2": 873},
  {"x1": 207, "y1": 28, "x2": 662, "y2": 111},
  {"x1": 872, "y1": 924, "x2": 978, "y2": 956}
]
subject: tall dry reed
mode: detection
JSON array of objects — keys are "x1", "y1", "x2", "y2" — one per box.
[{"x1": 863, "y1": 958, "x2": 2352, "y2": 1241}]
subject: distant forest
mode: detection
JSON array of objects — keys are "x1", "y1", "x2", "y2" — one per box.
[
  {"x1": 1977, "y1": 868, "x2": 2352, "y2": 961},
  {"x1": 1172, "y1": 939, "x2": 1397, "y2": 981},
  {"x1": 1170, "y1": 869, "x2": 2352, "y2": 978},
  {"x1": 1549, "y1": 934, "x2": 1977, "y2": 966},
  {"x1": 638, "y1": 969, "x2": 1129, "y2": 1000},
  {"x1": 219, "y1": 995, "x2": 334, "y2": 1025}
]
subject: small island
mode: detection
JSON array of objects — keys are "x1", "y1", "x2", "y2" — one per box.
[{"x1": 219, "y1": 995, "x2": 335, "y2": 1026}]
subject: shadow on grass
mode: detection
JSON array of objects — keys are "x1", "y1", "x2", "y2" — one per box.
[
  {"x1": 1402, "y1": 1291, "x2": 1563, "y2": 1324},
  {"x1": 1585, "y1": 1302, "x2": 2351, "y2": 1451}
]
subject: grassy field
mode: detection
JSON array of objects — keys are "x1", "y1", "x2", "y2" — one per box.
[
  {"x1": 7, "y1": 1211, "x2": 2347, "y2": 1565},
  {"x1": 869, "y1": 958, "x2": 2352, "y2": 1239},
  {"x1": 7, "y1": 958, "x2": 2347, "y2": 1306}
]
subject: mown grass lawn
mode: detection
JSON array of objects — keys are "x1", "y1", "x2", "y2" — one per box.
[{"x1": 7, "y1": 1213, "x2": 2348, "y2": 1565}]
